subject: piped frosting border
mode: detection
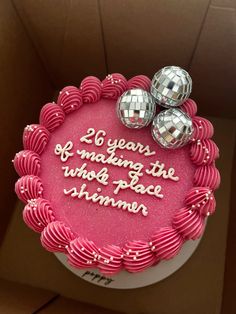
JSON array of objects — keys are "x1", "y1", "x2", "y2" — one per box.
[{"x1": 13, "y1": 74, "x2": 220, "y2": 275}]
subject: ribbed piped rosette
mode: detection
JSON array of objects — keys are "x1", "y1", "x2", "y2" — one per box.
[
  {"x1": 57, "y1": 86, "x2": 82, "y2": 114},
  {"x1": 41, "y1": 221, "x2": 75, "y2": 253},
  {"x1": 23, "y1": 198, "x2": 55, "y2": 232},
  {"x1": 98, "y1": 245, "x2": 123, "y2": 274},
  {"x1": 13, "y1": 150, "x2": 41, "y2": 176},
  {"x1": 127, "y1": 75, "x2": 151, "y2": 91},
  {"x1": 194, "y1": 165, "x2": 220, "y2": 190},
  {"x1": 67, "y1": 238, "x2": 99, "y2": 268},
  {"x1": 101, "y1": 73, "x2": 128, "y2": 99},
  {"x1": 39, "y1": 102, "x2": 65, "y2": 132},
  {"x1": 179, "y1": 98, "x2": 197, "y2": 117},
  {"x1": 123, "y1": 240, "x2": 156, "y2": 272},
  {"x1": 80, "y1": 76, "x2": 102, "y2": 103},
  {"x1": 151, "y1": 227, "x2": 184, "y2": 260},
  {"x1": 23, "y1": 124, "x2": 50, "y2": 155},
  {"x1": 15, "y1": 175, "x2": 43, "y2": 203}
]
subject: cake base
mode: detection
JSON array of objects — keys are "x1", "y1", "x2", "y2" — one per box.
[{"x1": 54, "y1": 235, "x2": 202, "y2": 289}]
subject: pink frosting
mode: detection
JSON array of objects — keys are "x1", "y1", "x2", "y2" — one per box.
[
  {"x1": 123, "y1": 241, "x2": 156, "y2": 273},
  {"x1": 194, "y1": 165, "x2": 221, "y2": 190},
  {"x1": 39, "y1": 102, "x2": 65, "y2": 132},
  {"x1": 192, "y1": 116, "x2": 214, "y2": 140},
  {"x1": 101, "y1": 73, "x2": 128, "y2": 99},
  {"x1": 67, "y1": 238, "x2": 99, "y2": 268},
  {"x1": 15, "y1": 175, "x2": 43, "y2": 203},
  {"x1": 179, "y1": 99, "x2": 197, "y2": 117},
  {"x1": 80, "y1": 76, "x2": 102, "y2": 103},
  {"x1": 151, "y1": 227, "x2": 184, "y2": 260},
  {"x1": 172, "y1": 207, "x2": 205, "y2": 240},
  {"x1": 13, "y1": 150, "x2": 40, "y2": 176},
  {"x1": 23, "y1": 124, "x2": 50, "y2": 155},
  {"x1": 185, "y1": 187, "x2": 216, "y2": 216},
  {"x1": 41, "y1": 221, "x2": 74, "y2": 253},
  {"x1": 23, "y1": 198, "x2": 55, "y2": 232},
  {"x1": 190, "y1": 139, "x2": 219, "y2": 165},
  {"x1": 57, "y1": 86, "x2": 82, "y2": 114},
  {"x1": 128, "y1": 75, "x2": 151, "y2": 91},
  {"x1": 98, "y1": 245, "x2": 123, "y2": 275}
]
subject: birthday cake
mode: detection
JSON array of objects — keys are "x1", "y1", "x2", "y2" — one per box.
[{"x1": 13, "y1": 67, "x2": 220, "y2": 275}]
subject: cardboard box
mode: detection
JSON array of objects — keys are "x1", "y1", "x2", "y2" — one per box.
[{"x1": 1, "y1": 0, "x2": 235, "y2": 313}]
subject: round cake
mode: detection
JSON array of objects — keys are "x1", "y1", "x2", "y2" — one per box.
[{"x1": 13, "y1": 72, "x2": 220, "y2": 275}]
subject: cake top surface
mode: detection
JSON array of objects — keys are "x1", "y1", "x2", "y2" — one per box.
[{"x1": 14, "y1": 73, "x2": 220, "y2": 275}]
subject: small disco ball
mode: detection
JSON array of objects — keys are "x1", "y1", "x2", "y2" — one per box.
[
  {"x1": 151, "y1": 66, "x2": 192, "y2": 108},
  {"x1": 152, "y1": 108, "x2": 193, "y2": 149},
  {"x1": 117, "y1": 89, "x2": 156, "y2": 129}
]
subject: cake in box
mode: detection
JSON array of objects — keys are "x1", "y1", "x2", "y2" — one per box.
[{"x1": 13, "y1": 66, "x2": 220, "y2": 275}]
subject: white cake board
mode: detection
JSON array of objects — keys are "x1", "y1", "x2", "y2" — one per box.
[{"x1": 54, "y1": 237, "x2": 202, "y2": 289}]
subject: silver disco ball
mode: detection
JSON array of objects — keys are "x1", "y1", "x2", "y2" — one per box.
[
  {"x1": 151, "y1": 66, "x2": 192, "y2": 108},
  {"x1": 152, "y1": 108, "x2": 193, "y2": 149},
  {"x1": 117, "y1": 89, "x2": 156, "y2": 129}
]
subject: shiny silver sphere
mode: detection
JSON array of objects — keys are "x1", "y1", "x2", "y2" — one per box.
[
  {"x1": 151, "y1": 66, "x2": 192, "y2": 108},
  {"x1": 117, "y1": 89, "x2": 156, "y2": 129},
  {"x1": 152, "y1": 108, "x2": 193, "y2": 149}
]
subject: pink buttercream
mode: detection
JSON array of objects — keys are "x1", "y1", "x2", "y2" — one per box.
[
  {"x1": 185, "y1": 187, "x2": 216, "y2": 216},
  {"x1": 67, "y1": 238, "x2": 99, "y2": 268},
  {"x1": 23, "y1": 198, "x2": 55, "y2": 232},
  {"x1": 98, "y1": 245, "x2": 123, "y2": 275},
  {"x1": 128, "y1": 75, "x2": 151, "y2": 91},
  {"x1": 41, "y1": 221, "x2": 74, "y2": 253},
  {"x1": 194, "y1": 165, "x2": 220, "y2": 190},
  {"x1": 80, "y1": 76, "x2": 102, "y2": 103},
  {"x1": 23, "y1": 124, "x2": 50, "y2": 155},
  {"x1": 39, "y1": 102, "x2": 65, "y2": 132},
  {"x1": 101, "y1": 73, "x2": 128, "y2": 99},
  {"x1": 190, "y1": 139, "x2": 219, "y2": 166},
  {"x1": 123, "y1": 241, "x2": 156, "y2": 273},
  {"x1": 172, "y1": 207, "x2": 205, "y2": 240},
  {"x1": 13, "y1": 150, "x2": 40, "y2": 176},
  {"x1": 57, "y1": 86, "x2": 82, "y2": 114},
  {"x1": 192, "y1": 116, "x2": 214, "y2": 140},
  {"x1": 179, "y1": 99, "x2": 197, "y2": 117},
  {"x1": 151, "y1": 227, "x2": 184, "y2": 260},
  {"x1": 15, "y1": 175, "x2": 43, "y2": 203}
]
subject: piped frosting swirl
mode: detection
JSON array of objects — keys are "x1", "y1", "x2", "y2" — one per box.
[
  {"x1": 101, "y1": 73, "x2": 128, "y2": 99},
  {"x1": 57, "y1": 86, "x2": 82, "y2": 114},
  {"x1": 23, "y1": 198, "x2": 55, "y2": 232},
  {"x1": 190, "y1": 139, "x2": 219, "y2": 165},
  {"x1": 151, "y1": 227, "x2": 184, "y2": 260},
  {"x1": 98, "y1": 245, "x2": 123, "y2": 275},
  {"x1": 41, "y1": 221, "x2": 74, "y2": 253},
  {"x1": 128, "y1": 75, "x2": 151, "y2": 91},
  {"x1": 194, "y1": 165, "x2": 220, "y2": 190},
  {"x1": 13, "y1": 150, "x2": 40, "y2": 176},
  {"x1": 185, "y1": 187, "x2": 216, "y2": 216},
  {"x1": 172, "y1": 207, "x2": 205, "y2": 240},
  {"x1": 192, "y1": 116, "x2": 214, "y2": 140},
  {"x1": 179, "y1": 99, "x2": 197, "y2": 117},
  {"x1": 67, "y1": 238, "x2": 99, "y2": 268},
  {"x1": 15, "y1": 175, "x2": 43, "y2": 203},
  {"x1": 80, "y1": 76, "x2": 102, "y2": 103},
  {"x1": 23, "y1": 124, "x2": 50, "y2": 155},
  {"x1": 39, "y1": 102, "x2": 65, "y2": 132},
  {"x1": 123, "y1": 240, "x2": 156, "y2": 272}
]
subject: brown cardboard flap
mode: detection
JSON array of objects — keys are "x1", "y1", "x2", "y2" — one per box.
[
  {"x1": 0, "y1": 0, "x2": 53, "y2": 245},
  {"x1": 38, "y1": 296, "x2": 123, "y2": 314},
  {"x1": 13, "y1": 0, "x2": 107, "y2": 87},
  {"x1": 190, "y1": 5, "x2": 236, "y2": 118},
  {"x1": 0, "y1": 278, "x2": 56, "y2": 314},
  {"x1": 0, "y1": 118, "x2": 234, "y2": 314},
  {"x1": 100, "y1": 0, "x2": 209, "y2": 76}
]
